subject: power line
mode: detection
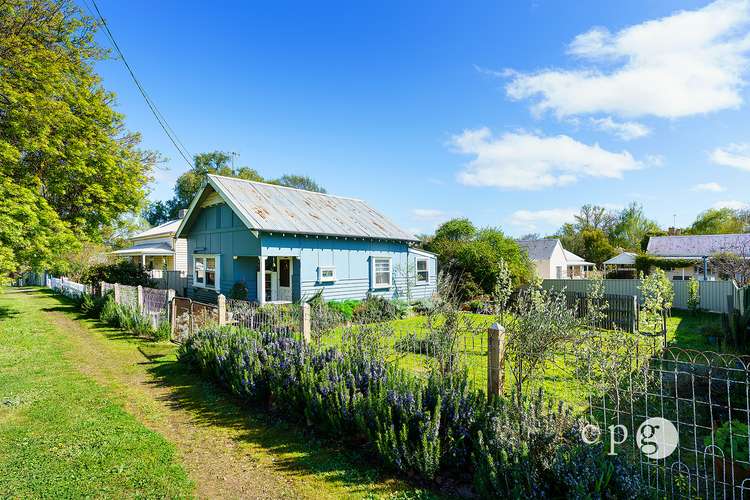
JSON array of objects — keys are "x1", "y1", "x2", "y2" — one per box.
[{"x1": 83, "y1": 0, "x2": 194, "y2": 168}]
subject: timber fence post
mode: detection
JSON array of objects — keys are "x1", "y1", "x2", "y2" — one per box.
[
  {"x1": 487, "y1": 322, "x2": 506, "y2": 399},
  {"x1": 137, "y1": 285, "x2": 144, "y2": 313},
  {"x1": 217, "y1": 294, "x2": 227, "y2": 326},
  {"x1": 301, "y1": 303, "x2": 311, "y2": 345}
]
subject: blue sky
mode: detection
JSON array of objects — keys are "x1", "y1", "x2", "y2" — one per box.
[{"x1": 90, "y1": 0, "x2": 750, "y2": 237}]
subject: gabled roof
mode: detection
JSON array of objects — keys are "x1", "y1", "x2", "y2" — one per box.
[
  {"x1": 517, "y1": 239, "x2": 560, "y2": 260},
  {"x1": 176, "y1": 175, "x2": 417, "y2": 242},
  {"x1": 131, "y1": 219, "x2": 182, "y2": 240},
  {"x1": 604, "y1": 251, "x2": 637, "y2": 266},
  {"x1": 646, "y1": 234, "x2": 750, "y2": 257}
]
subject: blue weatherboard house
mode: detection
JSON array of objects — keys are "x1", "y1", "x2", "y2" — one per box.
[{"x1": 175, "y1": 175, "x2": 437, "y2": 304}]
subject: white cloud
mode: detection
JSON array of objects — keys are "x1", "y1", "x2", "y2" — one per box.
[
  {"x1": 510, "y1": 208, "x2": 578, "y2": 230},
  {"x1": 451, "y1": 128, "x2": 641, "y2": 190},
  {"x1": 506, "y1": 0, "x2": 750, "y2": 119},
  {"x1": 692, "y1": 182, "x2": 726, "y2": 192},
  {"x1": 714, "y1": 199, "x2": 750, "y2": 209},
  {"x1": 590, "y1": 117, "x2": 650, "y2": 140},
  {"x1": 710, "y1": 142, "x2": 750, "y2": 171},
  {"x1": 411, "y1": 208, "x2": 446, "y2": 220}
]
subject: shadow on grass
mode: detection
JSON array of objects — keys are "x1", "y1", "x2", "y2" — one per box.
[
  {"x1": 144, "y1": 358, "x2": 431, "y2": 497},
  {"x1": 36, "y1": 288, "x2": 434, "y2": 498},
  {"x1": 669, "y1": 309, "x2": 724, "y2": 351},
  {"x1": 0, "y1": 305, "x2": 19, "y2": 320}
]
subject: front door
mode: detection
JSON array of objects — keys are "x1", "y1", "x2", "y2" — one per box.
[{"x1": 278, "y1": 257, "x2": 292, "y2": 302}]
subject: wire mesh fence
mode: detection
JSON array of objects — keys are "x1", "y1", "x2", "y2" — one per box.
[
  {"x1": 118, "y1": 284, "x2": 138, "y2": 309},
  {"x1": 142, "y1": 287, "x2": 170, "y2": 328},
  {"x1": 172, "y1": 297, "x2": 219, "y2": 342},
  {"x1": 585, "y1": 347, "x2": 750, "y2": 499}
]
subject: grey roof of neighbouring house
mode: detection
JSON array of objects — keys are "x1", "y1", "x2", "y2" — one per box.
[
  {"x1": 111, "y1": 242, "x2": 174, "y2": 256},
  {"x1": 646, "y1": 234, "x2": 750, "y2": 257},
  {"x1": 516, "y1": 239, "x2": 560, "y2": 260},
  {"x1": 130, "y1": 219, "x2": 182, "y2": 240},
  {"x1": 177, "y1": 175, "x2": 417, "y2": 242}
]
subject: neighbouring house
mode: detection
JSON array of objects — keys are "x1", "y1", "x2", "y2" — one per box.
[
  {"x1": 646, "y1": 233, "x2": 750, "y2": 281},
  {"x1": 603, "y1": 251, "x2": 637, "y2": 278},
  {"x1": 174, "y1": 175, "x2": 438, "y2": 304},
  {"x1": 516, "y1": 239, "x2": 594, "y2": 279},
  {"x1": 111, "y1": 212, "x2": 189, "y2": 292}
]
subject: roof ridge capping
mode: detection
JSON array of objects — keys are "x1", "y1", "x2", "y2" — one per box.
[
  {"x1": 207, "y1": 174, "x2": 364, "y2": 202},
  {"x1": 651, "y1": 233, "x2": 750, "y2": 239}
]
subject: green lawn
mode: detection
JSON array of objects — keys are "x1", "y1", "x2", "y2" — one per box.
[
  {"x1": 0, "y1": 289, "x2": 193, "y2": 498},
  {"x1": 0, "y1": 287, "x2": 438, "y2": 499},
  {"x1": 318, "y1": 309, "x2": 724, "y2": 411}
]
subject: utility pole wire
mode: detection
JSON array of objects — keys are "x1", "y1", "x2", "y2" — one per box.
[{"x1": 84, "y1": 0, "x2": 194, "y2": 168}]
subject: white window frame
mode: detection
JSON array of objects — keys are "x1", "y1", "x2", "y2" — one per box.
[
  {"x1": 371, "y1": 256, "x2": 392, "y2": 289},
  {"x1": 317, "y1": 265, "x2": 336, "y2": 283},
  {"x1": 415, "y1": 258, "x2": 429, "y2": 284},
  {"x1": 193, "y1": 254, "x2": 220, "y2": 290}
]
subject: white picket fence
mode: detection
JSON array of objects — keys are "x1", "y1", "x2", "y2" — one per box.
[{"x1": 46, "y1": 276, "x2": 89, "y2": 299}]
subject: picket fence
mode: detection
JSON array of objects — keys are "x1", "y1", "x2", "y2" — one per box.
[{"x1": 543, "y1": 279, "x2": 744, "y2": 314}]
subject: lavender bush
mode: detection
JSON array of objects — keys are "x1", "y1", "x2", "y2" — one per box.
[{"x1": 178, "y1": 325, "x2": 647, "y2": 495}]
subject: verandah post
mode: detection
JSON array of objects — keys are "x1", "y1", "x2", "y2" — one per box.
[
  {"x1": 301, "y1": 302, "x2": 311, "y2": 344},
  {"x1": 487, "y1": 323, "x2": 506, "y2": 399},
  {"x1": 217, "y1": 293, "x2": 227, "y2": 326}
]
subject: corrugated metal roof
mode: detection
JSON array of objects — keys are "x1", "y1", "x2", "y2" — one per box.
[
  {"x1": 205, "y1": 175, "x2": 417, "y2": 241},
  {"x1": 131, "y1": 219, "x2": 181, "y2": 240},
  {"x1": 111, "y1": 242, "x2": 174, "y2": 256},
  {"x1": 647, "y1": 234, "x2": 750, "y2": 257},
  {"x1": 517, "y1": 239, "x2": 559, "y2": 260}
]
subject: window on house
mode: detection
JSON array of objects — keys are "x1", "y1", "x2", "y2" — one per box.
[
  {"x1": 318, "y1": 266, "x2": 336, "y2": 283},
  {"x1": 416, "y1": 258, "x2": 429, "y2": 283},
  {"x1": 193, "y1": 255, "x2": 219, "y2": 289},
  {"x1": 372, "y1": 257, "x2": 392, "y2": 288}
]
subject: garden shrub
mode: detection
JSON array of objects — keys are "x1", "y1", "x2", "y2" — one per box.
[
  {"x1": 84, "y1": 260, "x2": 153, "y2": 287},
  {"x1": 178, "y1": 325, "x2": 647, "y2": 495},
  {"x1": 325, "y1": 299, "x2": 359, "y2": 321},
  {"x1": 352, "y1": 294, "x2": 408, "y2": 322},
  {"x1": 228, "y1": 281, "x2": 249, "y2": 300},
  {"x1": 97, "y1": 294, "x2": 158, "y2": 339}
]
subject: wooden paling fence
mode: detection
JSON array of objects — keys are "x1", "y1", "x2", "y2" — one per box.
[{"x1": 561, "y1": 291, "x2": 639, "y2": 333}]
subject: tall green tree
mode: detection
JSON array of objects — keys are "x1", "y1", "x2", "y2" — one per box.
[
  {"x1": 427, "y1": 219, "x2": 532, "y2": 300},
  {"x1": 610, "y1": 202, "x2": 661, "y2": 251},
  {"x1": 686, "y1": 208, "x2": 748, "y2": 235},
  {"x1": 0, "y1": 0, "x2": 155, "y2": 275},
  {"x1": 576, "y1": 229, "x2": 616, "y2": 266},
  {"x1": 144, "y1": 150, "x2": 326, "y2": 225},
  {"x1": 275, "y1": 174, "x2": 326, "y2": 193}
]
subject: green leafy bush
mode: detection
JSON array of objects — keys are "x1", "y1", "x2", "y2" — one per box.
[
  {"x1": 325, "y1": 300, "x2": 359, "y2": 321},
  {"x1": 84, "y1": 260, "x2": 153, "y2": 287},
  {"x1": 97, "y1": 295, "x2": 158, "y2": 339},
  {"x1": 228, "y1": 281, "x2": 249, "y2": 300},
  {"x1": 705, "y1": 420, "x2": 750, "y2": 466},
  {"x1": 352, "y1": 294, "x2": 408, "y2": 322}
]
